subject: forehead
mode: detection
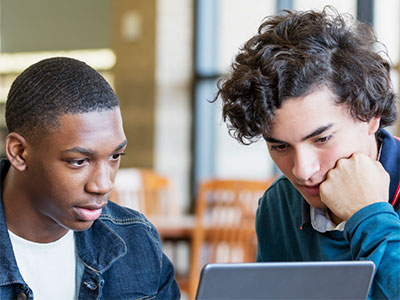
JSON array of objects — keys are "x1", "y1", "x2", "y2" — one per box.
[
  {"x1": 40, "y1": 108, "x2": 126, "y2": 151},
  {"x1": 270, "y1": 86, "x2": 351, "y2": 138}
]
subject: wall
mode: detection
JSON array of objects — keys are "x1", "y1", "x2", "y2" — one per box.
[
  {"x1": 0, "y1": 0, "x2": 110, "y2": 52},
  {"x1": 112, "y1": 0, "x2": 157, "y2": 168},
  {"x1": 154, "y1": 0, "x2": 193, "y2": 213}
]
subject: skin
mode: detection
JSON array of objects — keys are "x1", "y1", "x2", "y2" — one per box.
[
  {"x1": 266, "y1": 86, "x2": 389, "y2": 224},
  {"x1": 3, "y1": 108, "x2": 127, "y2": 243}
]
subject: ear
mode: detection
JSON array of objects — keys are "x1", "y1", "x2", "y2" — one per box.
[
  {"x1": 5, "y1": 133, "x2": 29, "y2": 172},
  {"x1": 367, "y1": 117, "x2": 381, "y2": 135}
]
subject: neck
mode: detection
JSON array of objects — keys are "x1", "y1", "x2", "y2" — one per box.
[
  {"x1": 371, "y1": 131, "x2": 381, "y2": 161},
  {"x1": 375, "y1": 139, "x2": 382, "y2": 161}
]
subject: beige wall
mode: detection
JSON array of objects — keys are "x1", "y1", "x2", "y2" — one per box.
[
  {"x1": 112, "y1": 0, "x2": 157, "y2": 168},
  {"x1": 1, "y1": 0, "x2": 110, "y2": 52}
]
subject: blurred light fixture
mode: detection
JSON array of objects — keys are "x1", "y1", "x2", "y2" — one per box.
[
  {"x1": 0, "y1": 49, "x2": 116, "y2": 74},
  {"x1": 121, "y1": 11, "x2": 142, "y2": 42}
]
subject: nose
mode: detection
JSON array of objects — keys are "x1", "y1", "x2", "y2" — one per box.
[
  {"x1": 86, "y1": 162, "x2": 114, "y2": 195},
  {"x1": 292, "y1": 147, "x2": 319, "y2": 182}
]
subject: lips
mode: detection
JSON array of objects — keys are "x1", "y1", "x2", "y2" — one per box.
[
  {"x1": 73, "y1": 203, "x2": 107, "y2": 222},
  {"x1": 300, "y1": 184, "x2": 321, "y2": 197}
]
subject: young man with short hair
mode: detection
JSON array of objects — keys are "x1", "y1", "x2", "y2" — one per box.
[
  {"x1": 0, "y1": 57, "x2": 180, "y2": 299},
  {"x1": 216, "y1": 7, "x2": 399, "y2": 299}
]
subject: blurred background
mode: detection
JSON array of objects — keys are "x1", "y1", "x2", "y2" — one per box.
[
  {"x1": 1, "y1": 0, "x2": 398, "y2": 213},
  {"x1": 0, "y1": 0, "x2": 399, "y2": 298}
]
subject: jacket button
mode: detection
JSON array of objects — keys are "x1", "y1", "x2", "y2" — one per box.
[{"x1": 16, "y1": 293, "x2": 28, "y2": 300}]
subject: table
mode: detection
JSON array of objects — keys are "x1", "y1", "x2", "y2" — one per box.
[{"x1": 149, "y1": 214, "x2": 195, "y2": 240}]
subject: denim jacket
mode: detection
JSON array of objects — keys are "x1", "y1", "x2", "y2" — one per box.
[{"x1": 0, "y1": 160, "x2": 181, "y2": 300}]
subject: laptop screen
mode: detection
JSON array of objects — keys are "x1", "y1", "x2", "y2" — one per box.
[{"x1": 195, "y1": 261, "x2": 375, "y2": 300}]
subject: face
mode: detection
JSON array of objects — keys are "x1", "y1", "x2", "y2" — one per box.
[
  {"x1": 266, "y1": 86, "x2": 379, "y2": 209},
  {"x1": 23, "y1": 108, "x2": 127, "y2": 233}
]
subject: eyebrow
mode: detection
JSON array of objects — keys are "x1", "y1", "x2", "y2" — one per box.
[
  {"x1": 265, "y1": 123, "x2": 335, "y2": 144},
  {"x1": 63, "y1": 140, "x2": 128, "y2": 156},
  {"x1": 114, "y1": 140, "x2": 128, "y2": 152},
  {"x1": 301, "y1": 123, "x2": 334, "y2": 141}
]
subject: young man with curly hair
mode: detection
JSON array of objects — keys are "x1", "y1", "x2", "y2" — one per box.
[
  {"x1": 216, "y1": 7, "x2": 399, "y2": 299},
  {"x1": 0, "y1": 57, "x2": 180, "y2": 299}
]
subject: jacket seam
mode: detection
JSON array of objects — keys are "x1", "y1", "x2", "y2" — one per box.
[
  {"x1": 135, "y1": 295, "x2": 156, "y2": 300},
  {"x1": 0, "y1": 279, "x2": 26, "y2": 286},
  {"x1": 79, "y1": 220, "x2": 128, "y2": 274},
  {"x1": 100, "y1": 214, "x2": 152, "y2": 229},
  {"x1": 96, "y1": 220, "x2": 128, "y2": 273}
]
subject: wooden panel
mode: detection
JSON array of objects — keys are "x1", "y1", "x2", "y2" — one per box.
[{"x1": 111, "y1": 0, "x2": 157, "y2": 168}]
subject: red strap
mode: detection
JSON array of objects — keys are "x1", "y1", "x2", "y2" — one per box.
[
  {"x1": 393, "y1": 184, "x2": 400, "y2": 207},
  {"x1": 392, "y1": 137, "x2": 400, "y2": 207}
]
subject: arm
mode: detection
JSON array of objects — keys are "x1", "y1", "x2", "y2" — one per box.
[
  {"x1": 148, "y1": 224, "x2": 181, "y2": 300},
  {"x1": 344, "y1": 203, "x2": 400, "y2": 299},
  {"x1": 320, "y1": 153, "x2": 400, "y2": 299},
  {"x1": 155, "y1": 252, "x2": 181, "y2": 300}
]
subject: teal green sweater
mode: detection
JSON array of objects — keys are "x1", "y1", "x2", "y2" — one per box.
[{"x1": 256, "y1": 130, "x2": 400, "y2": 299}]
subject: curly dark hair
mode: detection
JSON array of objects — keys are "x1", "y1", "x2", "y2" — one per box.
[
  {"x1": 216, "y1": 6, "x2": 397, "y2": 144},
  {"x1": 6, "y1": 57, "x2": 119, "y2": 142}
]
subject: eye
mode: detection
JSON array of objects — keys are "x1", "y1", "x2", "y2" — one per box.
[
  {"x1": 269, "y1": 143, "x2": 289, "y2": 152},
  {"x1": 110, "y1": 153, "x2": 126, "y2": 161},
  {"x1": 315, "y1": 135, "x2": 333, "y2": 144},
  {"x1": 68, "y1": 159, "x2": 88, "y2": 168}
]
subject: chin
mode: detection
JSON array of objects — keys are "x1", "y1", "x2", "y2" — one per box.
[
  {"x1": 302, "y1": 195, "x2": 327, "y2": 210},
  {"x1": 65, "y1": 221, "x2": 95, "y2": 232}
]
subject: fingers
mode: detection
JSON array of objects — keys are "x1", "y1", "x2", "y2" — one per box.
[{"x1": 320, "y1": 153, "x2": 389, "y2": 221}]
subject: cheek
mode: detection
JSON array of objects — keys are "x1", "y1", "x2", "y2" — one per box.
[
  {"x1": 319, "y1": 146, "x2": 352, "y2": 174},
  {"x1": 269, "y1": 152, "x2": 292, "y2": 176},
  {"x1": 270, "y1": 146, "x2": 354, "y2": 179},
  {"x1": 45, "y1": 167, "x2": 88, "y2": 194},
  {"x1": 111, "y1": 163, "x2": 120, "y2": 179}
]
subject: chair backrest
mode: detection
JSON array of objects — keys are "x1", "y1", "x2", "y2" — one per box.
[
  {"x1": 140, "y1": 168, "x2": 177, "y2": 216},
  {"x1": 110, "y1": 168, "x2": 144, "y2": 211},
  {"x1": 188, "y1": 178, "x2": 275, "y2": 299},
  {"x1": 110, "y1": 168, "x2": 176, "y2": 216}
]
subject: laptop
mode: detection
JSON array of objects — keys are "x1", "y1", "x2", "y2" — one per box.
[{"x1": 195, "y1": 261, "x2": 375, "y2": 300}]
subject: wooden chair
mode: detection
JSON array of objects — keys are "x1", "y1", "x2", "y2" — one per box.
[
  {"x1": 187, "y1": 178, "x2": 275, "y2": 299},
  {"x1": 110, "y1": 168, "x2": 176, "y2": 216},
  {"x1": 139, "y1": 168, "x2": 177, "y2": 216}
]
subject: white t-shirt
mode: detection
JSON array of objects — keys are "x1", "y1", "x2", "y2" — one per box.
[{"x1": 9, "y1": 229, "x2": 77, "y2": 300}]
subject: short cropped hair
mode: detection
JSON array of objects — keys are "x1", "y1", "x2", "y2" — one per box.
[
  {"x1": 6, "y1": 57, "x2": 119, "y2": 142},
  {"x1": 216, "y1": 7, "x2": 397, "y2": 144}
]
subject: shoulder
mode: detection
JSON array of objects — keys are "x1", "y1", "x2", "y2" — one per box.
[
  {"x1": 259, "y1": 175, "x2": 301, "y2": 207},
  {"x1": 99, "y1": 201, "x2": 160, "y2": 241},
  {"x1": 100, "y1": 200, "x2": 151, "y2": 227},
  {"x1": 265, "y1": 175, "x2": 295, "y2": 192},
  {"x1": 256, "y1": 175, "x2": 303, "y2": 224},
  {"x1": 256, "y1": 176, "x2": 305, "y2": 245}
]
